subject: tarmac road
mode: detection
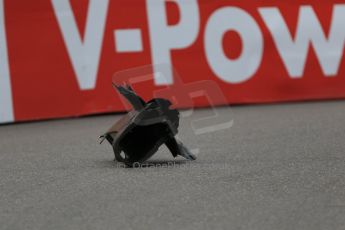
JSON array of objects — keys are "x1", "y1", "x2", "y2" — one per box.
[{"x1": 0, "y1": 101, "x2": 345, "y2": 230}]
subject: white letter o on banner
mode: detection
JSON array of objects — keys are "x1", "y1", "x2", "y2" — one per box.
[{"x1": 205, "y1": 7, "x2": 264, "y2": 84}]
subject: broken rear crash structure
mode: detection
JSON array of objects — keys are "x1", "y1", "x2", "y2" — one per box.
[{"x1": 100, "y1": 85, "x2": 196, "y2": 167}]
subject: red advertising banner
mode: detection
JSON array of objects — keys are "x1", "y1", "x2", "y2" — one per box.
[{"x1": 1, "y1": 0, "x2": 345, "y2": 123}]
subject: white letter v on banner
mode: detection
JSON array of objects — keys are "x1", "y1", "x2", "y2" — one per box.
[
  {"x1": 52, "y1": 0, "x2": 109, "y2": 90},
  {"x1": 0, "y1": 0, "x2": 14, "y2": 123}
]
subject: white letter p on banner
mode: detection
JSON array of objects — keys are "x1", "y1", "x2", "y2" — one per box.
[{"x1": 146, "y1": 0, "x2": 200, "y2": 85}]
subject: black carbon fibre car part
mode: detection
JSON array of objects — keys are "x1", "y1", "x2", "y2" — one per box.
[{"x1": 100, "y1": 84, "x2": 196, "y2": 167}]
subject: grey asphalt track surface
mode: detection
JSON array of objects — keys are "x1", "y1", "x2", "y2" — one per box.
[{"x1": 1, "y1": 101, "x2": 345, "y2": 230}]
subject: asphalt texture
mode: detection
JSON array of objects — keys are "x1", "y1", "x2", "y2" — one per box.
[{"x1": 0, "y1": 101, "x2": 345, "y2": 230}]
